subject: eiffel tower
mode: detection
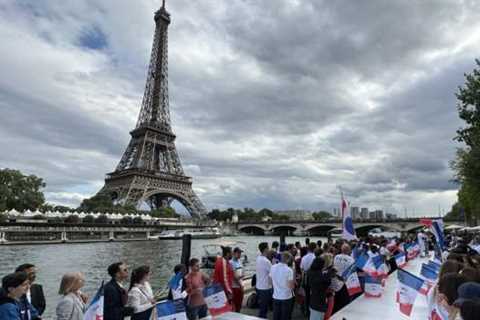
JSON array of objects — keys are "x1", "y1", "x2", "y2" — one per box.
[{"x1": 99, "y1": 1, "x2": 207, "y2": 218}]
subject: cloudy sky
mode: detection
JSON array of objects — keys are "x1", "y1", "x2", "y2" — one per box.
[{"x1": 1, "y1": 0, "x2": 479, "y2": 216}]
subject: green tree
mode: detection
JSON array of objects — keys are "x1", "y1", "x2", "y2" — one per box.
[
  {"x1": 0, "y1": 169, "x2": 46, "y2": 212},
  {"x1": 312, "y1": 211, "x2": 332, "y2": 220},
  {"x1": 452, "y1": 61, "x2": 480, "y2": 225},
  {"x1": 95, "y1": 214, "x2": 109, "y2": 224},
  {"x1": 83, "y1": 215, "x2": 95, "y2": 224},
  {"x1": 64, "y1": 215, "x2": 80, "y2": 224}
]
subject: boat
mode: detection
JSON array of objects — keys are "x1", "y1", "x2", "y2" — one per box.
[
  {"x1": 327, "y1": 228, "x2": 343, "y2": 238},
  {"x1": 148, "y1": 227, "x2": 221, "y2": 240},
  {"x1": 200, "y1": 240, "x2": 249, "y2": 270},
  {"x1": 368, "y1": 227, "x2": 401, "y2": 239}
]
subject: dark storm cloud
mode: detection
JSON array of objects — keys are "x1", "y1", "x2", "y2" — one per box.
[{"x1": 0, "y1": 0, "x2": 478, "y2": 213}]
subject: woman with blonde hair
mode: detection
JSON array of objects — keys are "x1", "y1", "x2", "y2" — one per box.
[{"x1": 56, "y1": 272, "x2": 88, "y2": 320}]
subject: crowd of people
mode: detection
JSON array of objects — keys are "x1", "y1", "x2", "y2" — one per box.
[
  {"x1": 0, "y1": 245, "x2": 245, "y2": 320},
  {"x1": 250, "y1": 233, "x2": 480, "y2": 320},
  {"x1": 1, "y1": 232, "x2": 480, "y2": 320}
]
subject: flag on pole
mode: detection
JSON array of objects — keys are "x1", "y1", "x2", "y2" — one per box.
[
  {"x1": 396, "y1": 269, "x2": 424, "y2": 316},
  {"x1": 420, "y1": 218, "x2": 445, "y2": 250},
  {"x1": 394, "y1": 252, "x2": 407, "y2": 268},
  {"x1": 202, "y1": 284, "x2": 232, "y2": 316},
  {"x1": 154, "y1": 300, "x2": 187, "y2": 320},
  {"x1": 84, "y1": 282, "x2": 104, "y2": 320},
  {"x1": 342, "y1": 263, "x2": 362, "y2": 296},
  {"x1": 341, "y1": 193, "x2": 357, "y2": 241},
  {"x1": 364, "y1": 275, "x2": 383, "y2": 297},
  {"x1": 355, "y1": 254, "x2": 376, "y2": 276}
]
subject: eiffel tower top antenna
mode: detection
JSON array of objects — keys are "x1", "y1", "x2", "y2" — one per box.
[{"x1": 162, "y1": 0, "x2": 166, "y2": 8}]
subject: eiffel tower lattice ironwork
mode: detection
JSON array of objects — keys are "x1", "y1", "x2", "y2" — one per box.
[{"x1": 99, "y1": 1, "x2": 207, "y2": 218}]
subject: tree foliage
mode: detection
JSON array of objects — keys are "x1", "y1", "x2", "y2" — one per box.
[
  {"x1": 312, "y1": 211, "x2": 332, "y2": 220},
  {"x1": 452, "y1": 59, "x2": 480, "y2": 225},
  {"x1": 0, "y1": 169, "x2": 46, "y2": 212}
]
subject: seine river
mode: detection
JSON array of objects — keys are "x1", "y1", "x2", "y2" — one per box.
[{"x1": 0, "y1": 235, "x2": 326, "y2": 319}]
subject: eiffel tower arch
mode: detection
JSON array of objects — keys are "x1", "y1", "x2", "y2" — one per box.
[{"x1": 98, "y1": 1, "x2": 207, "y2": 218}]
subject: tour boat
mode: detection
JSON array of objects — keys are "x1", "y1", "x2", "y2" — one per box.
[
  {"x1": 200, "y1": 240, "x2": 248, "y2": 270},
  {"x1": 148, "y1": 227, "x2": 221, "y2": 240}
]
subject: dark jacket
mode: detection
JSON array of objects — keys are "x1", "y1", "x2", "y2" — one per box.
[
  {"x1": 104, "y1": 279, "x2": 134, "y2": 320},
  {"x1": 30, "y1": 284, "x2": 45, "y2": 316},
  {"x1": 18, "y1": 294, "x2": 40, "y2": 320},
  {"x1": 0, "y1": 290, "x2": 21, "y2": 320},
  {"x1": 308, "y1": 269, "x2": 333, "y2": 312}
]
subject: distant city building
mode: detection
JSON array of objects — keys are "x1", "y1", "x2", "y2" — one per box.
[
  {"x1": 369, "y1": 211, "x2": 376, "y2": 220},
  {"x1": 385, "y1": 213, "x2": 398, "y2": 220},
  {"x1": 350, "y1": 207, "x2": 360, "y2": 220},
  {"x1": 360, "y1": 208, "x2": 369, "y2": 219},
  {"x1": 275, "y1": 210, "x2": 313, "y2": 220},
  {"x1": 374, "y1": 210, "x2": 384, "y2": 220}
]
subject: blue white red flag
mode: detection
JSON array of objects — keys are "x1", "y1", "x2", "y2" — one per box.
[
  {"x1": 364, "y1": 275, "x2": 383, "y2": 297},
  {"x1": 202, "y1": 284, "x2": 232, "y2": 316},
  {"x1": 341, "y1": 193, "x2": 357, "y2": 241},
  {"x1": 430, "y1": 301, "x2": 449, "y2": 320},
  {"x1": 395, "y1": 252, "x2": 407, "y2": 268},
  {"x1": 427, "y1": 260, "x2": 441, "y2": 273},
  {"x1": 419, "y1": 264, "x2": 438, "y2": 295},
  {"x1": 342, "y1": 263, "x2": 362, "y2": 296},
  {"x1": 355, "y1": 254, "x2": 376, "y2": 276},
  {"x1": 420, "y1": 218, "x2": 445, "y2": 250},
  {"x1": 155, "y1": 300, "x2": 187, "y2": 320},
  {"x1": 371, "y1": 255, "x2": 388, "y2": 277},
  {"x1": 84, "y1": 282, "x2": 104, "y2": 320},
  {"x1": 396, "y1": 269, "x2": 424, "y2": 316},
  {"x1": 405, "y1": 242, "x2": 419, "y2": 260}
]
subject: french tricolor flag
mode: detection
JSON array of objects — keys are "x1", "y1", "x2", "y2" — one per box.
[
  {"x1": 364, "y1": 275, "x2": 383, "y2": 298},
  {"x1": 341, "y1": 193, "x2": 357, "y2": 241},
  {"x1": 420, "y1": 218, "x2": 445, "y2": 250},
  {"x1": 427, "y1": 260, "x2": 441, "y2": 273},
  {"x1": 396, "y1": 268, "x2": 424, "y2": 316},
  {"x1": 355, "y1": 253, "x2": 376, "y2": 276},
  {"x1": 342, "y1": 263, "x2": 362, "y2": 296},
  {"x1": 395, "y1": 252, "x2": 407, "y2": 268},
  {"x1": 155, "y1": 300, "x2": 187, "y2": 320},
  {"x1": 372, "y1": 255, "x2": 388, "y2": 277},
  {"x1": 84, "y1": 282, "x2": 103, "y2": 320},
  {"x1": 203, "y1": 284, "x2": 232, "y2": 316},
  {"x1": 419, "y1": 263, "x2": 438, "y2": 295}
]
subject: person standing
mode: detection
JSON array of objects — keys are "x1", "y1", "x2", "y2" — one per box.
[
  {"x1": 104, "y1": 262, "x2": 134, "y2": 320},
  {"x1": 55, "y1": 272, "x2": 87, "y2": 320},
  {"x1": 300, "y1": 242, "x2": 317, "y2": 317},
  {"x1": 127, "y1": 266, "x2": 155, "y2": 320},
  {"x1": 15, "y1": 264, "x2": 45, "y2": 320},
  {"x1": 230, "y1": 247, "x2": 244, "y2": 312},
  {"x1": 213, "y1": 246, "x2": 234, "y2": 302},
  {"x1": 255, "y1": 242, "x2": 272, "y2": 319},
  {"x1": 270, "y1": 252, "x2": 295, "y2": 320},
  {"x1": 0, "y1": 272, "x2": 30, "y2": 320},
  {"x1": 185, "y1": 258, "x2": 210, "y2": 320},
  {"x1": 308, "y1": 257, "x2": 334, "y2": 320}
]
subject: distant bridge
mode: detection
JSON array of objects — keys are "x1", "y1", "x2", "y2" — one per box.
[{"x1": 234, "y1": 218, "x2": 463, "y2": 236}]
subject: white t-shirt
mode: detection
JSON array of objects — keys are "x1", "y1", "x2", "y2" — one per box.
[
  {"x1": 300, "y1": 252, "x2": 315, "y2": 272},
  {"x1": 333, "y1": 253, "x2": 355, "y2": 276},
  {"x1": 256, "y1": 255, "x2": 272, "y2": 290},
  {"x1": 270, "y1": 263, "x2": 294, "y2": 300}
]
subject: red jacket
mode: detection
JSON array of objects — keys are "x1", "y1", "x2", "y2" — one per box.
[{"x1": 213, "y1": 256, "x2": 234, "y2": 294}]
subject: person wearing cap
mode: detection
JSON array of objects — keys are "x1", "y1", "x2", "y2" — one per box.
[
  {"x1": 454, "y1": 282, "x2": 480, "y2": 320},
  {"x1": 230, "y1": 247, "x2": 244, "y2": 312}
]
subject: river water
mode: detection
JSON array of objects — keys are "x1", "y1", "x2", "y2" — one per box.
[{"x1": 0, "y1": 235, "x2": 326, "y2": 319}]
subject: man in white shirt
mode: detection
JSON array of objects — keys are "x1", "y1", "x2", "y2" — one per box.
[
  {"x1": 300, "y1": 242, "x2": 317, "y2": 317},
  {"x1": 333, "y1": 244, "x2": 355, "y2": 277},
  {"x1": 255, "y1": 242, "x2": 272, "y2": 319},
  {"x1": 270, "y1": 252, "x2": 295, "y2": 320}
]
